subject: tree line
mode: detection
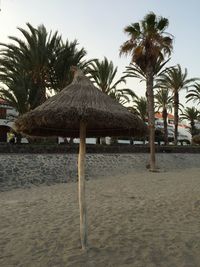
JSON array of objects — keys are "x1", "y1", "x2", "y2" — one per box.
[{"x1": 0, "y1": 13, "x2": 200, "y2": 170}]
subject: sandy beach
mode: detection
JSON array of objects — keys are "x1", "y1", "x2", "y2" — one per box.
[{"x1": 0, "y1": 161, "x2": 200, "y2": 267}]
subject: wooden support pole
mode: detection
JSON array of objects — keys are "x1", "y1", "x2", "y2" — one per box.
[{"x1": 78, "y1": 121, "x2": 87, "y2": 250}]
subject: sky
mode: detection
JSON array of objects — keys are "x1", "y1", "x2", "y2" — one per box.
[{"x1": 0, "y1": 0, "x2": 200, "y2": 108}]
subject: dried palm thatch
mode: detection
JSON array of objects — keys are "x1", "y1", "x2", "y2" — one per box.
[
  {"x1": 14, "y1": 69, "x2": 147, "y2": 251},
  {"x1": 192, "y1": 135, "x2": 200, "y2": 145},
  {"x1": 15, "y1": 70, "x2": 146, "y2": 138}
]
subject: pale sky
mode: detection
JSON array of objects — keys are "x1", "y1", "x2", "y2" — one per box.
[{"x1": 0, "y1": 0, "x2": 200, "y2": 107}]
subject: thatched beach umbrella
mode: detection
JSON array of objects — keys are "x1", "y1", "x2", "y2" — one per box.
[{"x1": 15, "y1": 69, "x2": 147, "y2": 250}]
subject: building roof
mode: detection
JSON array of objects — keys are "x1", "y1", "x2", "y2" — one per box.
[
  {"x1": 155, "y1": 112, "x2": 174, "y2": 120},
  {"x1": 0, "y1": 98, "x2": 7, "y2": 105},
  {"x1": 155, "y1": 112, "x2": 190, "y2": 129}
]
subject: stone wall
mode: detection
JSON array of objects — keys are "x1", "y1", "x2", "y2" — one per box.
[
  {"x1": 0, "y1": 153, "x2": 200, "y2": 192},
  {"x1": 0, "y1": 153, "x2": 147, "y2": 191}
]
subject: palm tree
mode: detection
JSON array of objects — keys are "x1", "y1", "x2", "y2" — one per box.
[
  {"x1": 154, "y1": 88, "x2": 173, "y2": 145},
  {"x1": 0, "y1": 45, "x2": 39, "y2": 114},
  {"x1": 13, "y1": 24, "x2": 61, "y2": 103},
  {"x1": 87, "y1": 57, "x2": 137, "y2": 144},
  {"x1": 128, "y1": 96, "x2": 147, "y2": 145},
  {"x1": 130, "y1": 96, "x2": 147, "y2": 123},
  {"x1": 180, "y1": 107, "x2": 200, "y2": 136},
  {"x1": 0, "y1": 23, "x2": 87, "y2": 113},
  {"x1": 0, "y1": 23, "x2": 60, "y2": 108},
  {"x1": 87, "y1": 57, "x2": 138, "y2": 109},
  {"x1": 109, "y1": 88, "x2": 137, "y2": 105},
  {"x1": 186, "y1": 82, "x2": 200, "y2": 105},
  {"x1": 157, "y1": 64, "x2": 196, "y2": 145},
  {"x1": 0, "y1": 70, "x2": 35, "y2": 114},
  {"x1": 124, "y1": 57, "x2": 171, "y2": 82},
  {"x1": 50, "y1": 40, "x2": 87, "y2": 92},
  {"x1": 120, "y1": 12, "x2": 173, "y2": 171},
  {"x1": 87, "y1": 57, "x2": 127, "y2": 95}
]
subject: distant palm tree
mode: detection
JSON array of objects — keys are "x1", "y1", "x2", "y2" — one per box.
[
  {"x1": 180, "y1": 107, "x2": 200, "y2": 136},
  {"x1": 120, "y1": 12, "x2": 173, "y2": 170},
  {"x1": 128, "y1": 96, "x2": 147, "y2": 145},
  {"x1": 130, "y1": 96, "x2": 147, "y2": 123},
  {"x1": 87, "y1": 57, "x2": 126, "y2": 94},
  {"x1": 87, "y1": 57, "x2": 137, "y2": 144},
  {"x1": 154, "y1": 88, "x2": 173, "y2": 145},
  {"x1": 88, "y1": 57, "x2": 137, "y2": 104},
  {"x1": 157, "y1": 64, "x2": 196, "y2": 145},
  {"x1": 109, "y1": 88, "x2": 137, "y2": 105},
  {"x1": 186, "y1": 82, "x2": 200, "y2": 105}
]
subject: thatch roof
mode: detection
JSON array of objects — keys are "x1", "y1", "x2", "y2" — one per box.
[{"x1": 15, "y1": 70, "x2": 147, "y2": 138}]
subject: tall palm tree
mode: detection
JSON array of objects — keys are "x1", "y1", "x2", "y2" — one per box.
[
  {"x1": 124, "y1": 57, "x2": 171, "y2": 82},
  {"x1": 154, "y1": 88, "x2": 173, "y2": 145},
  {"x1": 186, "y1": 82, "x2": 200, "y2": 105},
  {"x1": 180, "y1": 107, "x2": 200, "y2": 136},
  {"x1": 157, "y1": 64, "x2": 196, "y2": 145},
  {"x1": 120, "y1": 12, "x2": 173, "y2": 170}
]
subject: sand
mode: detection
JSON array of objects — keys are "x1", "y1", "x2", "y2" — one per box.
[{"x1": 0, "y1": 164, "x2": 200, "y2": 266}]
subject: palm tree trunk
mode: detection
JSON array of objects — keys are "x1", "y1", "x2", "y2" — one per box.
[
  {"x1": 191, "y1": 120, "x2": 195, "y2": 136},
  {"x1": 69, "y1": 137, "x2": 74, "y2": 145},
  {"x1": 130, "y1": 137, "x2": 134, "y2": 145},
  {"x1": 31, "y1": 83, "x2": 46, "y2": 109},
  {"x1": 174, "y1": 92, "x2": 179, "y2": 145},
  {"x1": 15, "y1": 133, "x2": 22, "y2": 144},
  {"x1": 162, "y1": 108, "x2": 168, "y2": 145},
  {"x1": 146, "y1": 67, "x2": 156, "y2": 171},
  {"x1": 39, "y1": 85, "x2": 46, "y2": 105},
  {"x1": 34, "y1": 76, "x2": 46, "y2": 107},
  {"x1": 96, "y1": 137, "x2": 101, "y2": 144}
]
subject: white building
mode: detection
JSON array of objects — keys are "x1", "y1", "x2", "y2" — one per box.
[
  {"x1": 0, "y1": 98, "x2": 18, "y2": 142},
  {"x1": 155, "y1": 112, "x2": 191, "y2": 143}
]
